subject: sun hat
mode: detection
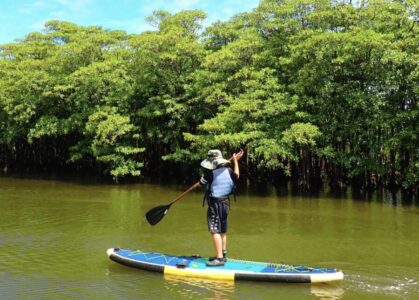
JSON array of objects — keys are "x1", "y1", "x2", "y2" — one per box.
[{"x1": 200, "y1": 149, "x2": 230, "y2": 170}]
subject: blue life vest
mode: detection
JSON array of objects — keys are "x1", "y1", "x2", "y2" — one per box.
[
  {"x1": 210, "y1": 167, "x2": 234, "y2": 198},
  {"x1": 202, "y1": 166, "x2": 237, "y2": 206}
]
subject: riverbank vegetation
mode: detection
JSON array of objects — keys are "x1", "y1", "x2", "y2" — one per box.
[{"x1": 0, "y1": 0, "x2": 417, "y2": 193}]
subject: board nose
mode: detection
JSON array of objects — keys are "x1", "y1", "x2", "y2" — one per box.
[{"x1": 107, "y1": 248, "x2": 115, "y2": 257}]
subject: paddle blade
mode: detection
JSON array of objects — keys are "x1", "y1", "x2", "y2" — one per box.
[{"x1": 145, "y1": 204, "x2": 171, "y2": 225}]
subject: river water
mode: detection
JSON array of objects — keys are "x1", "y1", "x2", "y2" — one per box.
[{"x1": 0, "y1": 177, "x2": 418, "y2": 299}]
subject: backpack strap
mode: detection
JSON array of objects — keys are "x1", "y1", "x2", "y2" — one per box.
[{"x1": 202, "y1": 171, "x2": 213, "y2": 207}]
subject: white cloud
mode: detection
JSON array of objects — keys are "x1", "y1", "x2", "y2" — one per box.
[
  {"x1": 138, "y1": 0, "x2": 205, "y2": 15},
  {"x1": 31, "y1": 19, "x2": 49, "y2": 31},
  {"x1": 172, "y1": 0, "x2": 203, "y2": 10},
  {"x1": 54, "y1": 0, "x2": 92, "y2": 11},
  {"x1": 17, "y1": 1, "x2": 50, "y2": 15}
]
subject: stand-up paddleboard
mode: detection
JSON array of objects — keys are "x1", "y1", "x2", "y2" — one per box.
[{"x1": 107, "y1": 248, "x2": 344, "y2": 283}]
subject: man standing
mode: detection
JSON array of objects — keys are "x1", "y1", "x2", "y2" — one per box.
[{"x1": 199, "y1": 149, "x2": 244, "y2": 266}]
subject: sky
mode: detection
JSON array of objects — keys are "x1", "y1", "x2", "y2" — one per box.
[{"x1": 0, "y1": 0, "x2": 261, "y2": 44}]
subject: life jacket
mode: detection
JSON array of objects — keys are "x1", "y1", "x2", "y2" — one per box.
[{"x1": 202, "y1": 166, "x2": 237, "y2": 206}]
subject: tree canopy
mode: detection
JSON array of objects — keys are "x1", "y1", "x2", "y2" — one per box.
[{"x1": 0, "y1": 0, "x2": 417, "y2": 192}]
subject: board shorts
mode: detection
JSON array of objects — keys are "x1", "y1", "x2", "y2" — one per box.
[{"x1": 207, "y1": 197, "x2": 229, "y2": 234}]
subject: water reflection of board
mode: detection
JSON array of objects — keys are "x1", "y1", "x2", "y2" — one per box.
[{"x1": 107, "y1": 248, "x2": 344, "y2": 283}]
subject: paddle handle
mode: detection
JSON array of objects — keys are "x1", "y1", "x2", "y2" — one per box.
[{"x1": 169, "y1": 182, "x2": 201, "y2": 205}]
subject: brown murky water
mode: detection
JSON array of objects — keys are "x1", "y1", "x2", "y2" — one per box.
[{"x1": 0, "y1": 177, "x2": 418, "y2": 299}]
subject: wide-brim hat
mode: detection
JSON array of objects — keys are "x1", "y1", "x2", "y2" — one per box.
[{"x1": 200, "y1": 149, "x2": 230, "y2": 170}]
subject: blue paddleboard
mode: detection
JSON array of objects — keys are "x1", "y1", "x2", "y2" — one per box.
[{"x1": 107, "y1": 248, "x2": 344, "y2": 283}]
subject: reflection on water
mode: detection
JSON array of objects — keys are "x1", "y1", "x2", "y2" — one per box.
[
  {"x1": 164, "y1": 274, "x2": 234, "y2": 300},
  {"x1": 310, "y1": 284, "x2": 344, "y2": 300},
  {"x1": 165, "y1": 275, "x2": 348, "y2": 300}
]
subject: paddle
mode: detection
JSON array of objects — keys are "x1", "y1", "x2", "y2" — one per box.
[{"x1": 145, "y1": 182, "x2": 201, "y2": 225}]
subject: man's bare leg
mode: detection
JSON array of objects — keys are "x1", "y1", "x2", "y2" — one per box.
[
  {"x1": 221, "y1": 233, "x2": 227, "y2": 256},
  {"x1": 211, "y1": 233, "x2": 223, "y2": 258}
]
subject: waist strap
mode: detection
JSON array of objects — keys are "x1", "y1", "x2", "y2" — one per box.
[
  {"x1": 209, "y1": 196, "x2": 229, "y2": 201},
  {"x1": 203, "y1": 192, "x2": 230, "y2": 207}
]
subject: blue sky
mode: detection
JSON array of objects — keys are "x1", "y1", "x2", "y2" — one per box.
[{"x1": 0, "y1": 0, "x2": 260, "y2": 44}]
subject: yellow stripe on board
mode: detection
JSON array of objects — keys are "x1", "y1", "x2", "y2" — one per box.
[{"x1": 164, "y1": 266, "x2": 235, "y2": 281}]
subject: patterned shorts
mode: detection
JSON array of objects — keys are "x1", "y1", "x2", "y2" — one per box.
[{"x1": 207, "y1": 198, "x2": 229, "y2": 233}]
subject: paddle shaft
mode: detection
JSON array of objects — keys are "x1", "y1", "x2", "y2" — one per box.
[
  {"x1": 169, "y1": 182, "x2": 200, "y2": 205},
  {"x1": 145, "y1": 181, "x2": 202, "y2": 226}
]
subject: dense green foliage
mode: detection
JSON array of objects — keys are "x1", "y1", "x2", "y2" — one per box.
[{"x1": 0, "y1": 0, "x2": 417, "y2": 191}]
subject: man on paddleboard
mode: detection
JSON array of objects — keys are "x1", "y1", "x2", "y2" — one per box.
[{"x1": 199, "y1": 149, "x2": 244, "y2": 266}]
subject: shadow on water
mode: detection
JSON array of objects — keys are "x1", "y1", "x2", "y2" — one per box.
[
  {"x1": 244, "y1": 180, "x2": 417, "y2": 207},
  {"x1": 347, "y1": 186, "x2": 417, "y2": 206},
  {"x1": 0, "y1": 172, "x2": 111, "y2": 186},
  {"x1": 4, "y1": 171, "x2": 416, "y2": 206}
]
